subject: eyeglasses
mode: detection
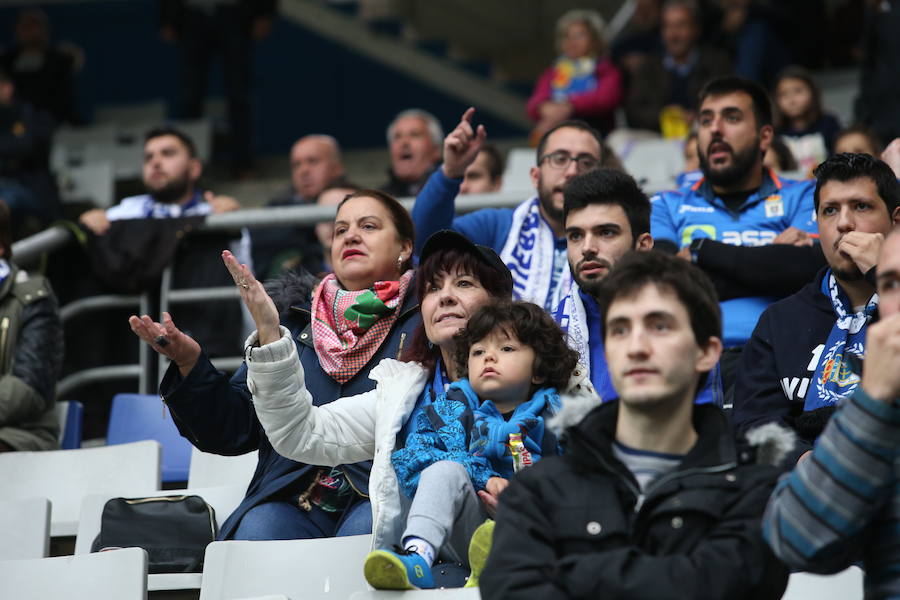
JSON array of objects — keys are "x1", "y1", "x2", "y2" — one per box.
[{"x1": 539, "y1": 150, "x2": 600, "y2": 173}]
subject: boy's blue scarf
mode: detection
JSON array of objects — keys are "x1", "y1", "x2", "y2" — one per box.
[{"x1": 451, "y1": 379, "x2": 562, "y2": 479}]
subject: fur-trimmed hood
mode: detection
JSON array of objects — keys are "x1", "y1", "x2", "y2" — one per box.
[
  {"x1": 551, "y1": 395, "x2": 798, "y2": 469},
  {"x1": 264, "y1": 268, "x2": 320, "y2": 322}
]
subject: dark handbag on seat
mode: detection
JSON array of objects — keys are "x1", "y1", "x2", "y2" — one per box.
[{"x1": 91, "y1": 495, "x2": 216, "y2": 574}]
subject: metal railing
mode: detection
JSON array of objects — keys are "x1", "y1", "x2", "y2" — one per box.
[{"x1": 30, "y1": 189, "x2": 529, "y2": 398}]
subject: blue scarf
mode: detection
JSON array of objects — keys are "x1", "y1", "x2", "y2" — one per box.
[
  {"x1": 807, "y1": 270, "x2": 877, "y2": 410},
  {"x1": 465, "y1": 381, "x2": 562, "y2": 479},
  {"x1": 0, "y1": 259, "x2": 10, "y2": 287}
]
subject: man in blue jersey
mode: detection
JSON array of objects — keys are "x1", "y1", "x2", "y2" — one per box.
[
  {"x1": 762, "y1": 228, "x2": 900, "y2": 599},
  {"x1": 555, "y1": 168, "x2": 721, "y2": 405},
  {"x1": 411, "y1": 108, "x2": 603, "y2": 310},
  {"x1": 651, "y1": 76, "x2": 816, "y2": 346}
]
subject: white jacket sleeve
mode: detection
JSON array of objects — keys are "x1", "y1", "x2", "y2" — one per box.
[{"x1": 246, "y1": 327, "x2": 378, "y2": 466}]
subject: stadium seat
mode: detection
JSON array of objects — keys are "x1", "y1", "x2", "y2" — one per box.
[
  {"x1": 75, "y1": 484, "x2": 246, "y2": 592},
  {"x1": 783, "y1": 567, "x2": 864, "y2": 600},
  {"x1": 57, "y1": 162, "x2": 115, "y2": 209},
  {"x1": 0, "y1": 497, "x2": 50, "y2": 560},
  {"x1": 199, "y1": 535, "x2": 373, "y2": 600},
  {"x1": 0, "y1": 546, "x2": 147, "y2": 600},
  {"x1": 620, "y1": 138, "x2": 685, "y2": 192},
  {"x1": 500, "y1": 148, "x2": 536, "y2": 194},
  {"x1": 0, "y1": 440, "x2": 160, "y2": 536},
  {"x1": 107, "y1": 393, "x2": 193, "y2": 483},
  {"x1": 188, "y1": 446, "x2": 258, "y2": 489},
  {"x1": 56, "y1": 400, "x2": 84, "y2": 450},
  {"x1": 51, "y1": 124, "x2": 117, "y2": 167},
  {"x1": 83, "y1": 142, "x2": 144, "y2": 180}
]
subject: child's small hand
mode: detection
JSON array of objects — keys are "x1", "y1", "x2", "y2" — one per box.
[
  {"x1": 478, "y1": 477, "x2": 510, "y2": 518},
  {"x1": 486, "y1": 477, "x2": 509, "y2": 497}
]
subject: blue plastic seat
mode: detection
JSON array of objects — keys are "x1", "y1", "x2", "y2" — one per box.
[
  {"x1": 107, "y1": 393, "x2": 192, "y2": 483},
  {"x1": 56, "y1": 401, "x2": 83, "y2": 450}
]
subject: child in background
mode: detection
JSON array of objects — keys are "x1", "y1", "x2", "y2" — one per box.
[
  {"x1": 774, "y1": 66, "x2": 841, "y2": 173},
  {"x1": 834, "y1": 124, "x2": 883, "y2": 157},
  {"x1": 763, "y1": 136, "x2": 799, "y2": 174},
  {"x1": 527, "y1": 9, "x2": 623, "y2": 142},
  {"x1": 677, "y1": 131, "x2": 702, "y2": 189},
  {"x1": 364, "y1": 301, "x2": 581, "y2": 590}
]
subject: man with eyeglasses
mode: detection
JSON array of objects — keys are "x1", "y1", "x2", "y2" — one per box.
[
  {"x1": 411, "y1": 108, "x2": 603, "y2": 310},
  {"x1": 651, "y1": 76, "x2": 817, "y2": 348}
]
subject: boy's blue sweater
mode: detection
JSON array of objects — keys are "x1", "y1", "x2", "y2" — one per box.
[{"x1": 391, "y1": 379, "x2": 561, "y2": 498}]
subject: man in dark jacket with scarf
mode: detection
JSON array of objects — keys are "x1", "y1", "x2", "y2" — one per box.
[
  {"x1": 481, "y1": 251, "x2": 789, "y2": 600},
  {"x1": 733, "y1": 152, "x2": 900, "y2": 465}
]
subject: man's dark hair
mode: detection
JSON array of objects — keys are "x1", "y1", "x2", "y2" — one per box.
[
  {"x1": 662, "y1": 0, "x2": 701, "y2": 26},
  {"x1": 563, "y1": 168, "x2": 651, "y2": 241},
  {"x1": 698, "y1": 75, "x2": 773, "y2": 129},
  {"x1": 144, "y1": 126, "x2": 197, "y2": 158},
  {"x1": 813, "y1": 153, "x2": 900, "y2": 215},
  {"x1": 535, "y1": 120, "x2": 603, "y2": 165},
  {"x1": 454, "y1": 300, "x2": 579, "y2": 392},
  {"x1": 596, "y1": 251, "x2": 721, "y2": 348},
  {"x1": 478, "y1": 143, "x2": 504, "y2": 182}
]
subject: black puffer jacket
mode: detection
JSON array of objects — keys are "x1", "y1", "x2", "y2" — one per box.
[
  {"x1": 481, "y1": 402, "x2": 789, "y2": 600},
  {"x1": 0, "y1": 264, "x2": 64, "y2": 450}
]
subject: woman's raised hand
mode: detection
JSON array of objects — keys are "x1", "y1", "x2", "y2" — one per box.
[
  {"x1": 222, "y1": 250, "x2": 281, "y2": 345},
  {"x1": 128, "y1": 311, "x2": 201, "y2": 376}
]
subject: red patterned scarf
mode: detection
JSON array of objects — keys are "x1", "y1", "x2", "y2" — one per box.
[{"x1": 311, "y1": 270, "x2": 413, "y2": 383}]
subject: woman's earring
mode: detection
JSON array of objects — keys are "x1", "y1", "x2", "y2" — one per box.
[{"x1": 397, "y1": 255, "x2": 404, "y2": 270}]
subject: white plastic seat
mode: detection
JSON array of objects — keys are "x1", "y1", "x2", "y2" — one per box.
[
  {"x1": 0, "y1": 440, "x2": 160, "y2": 536},
  {"x1": 51, "y1": 124, "x2": 118, "y2": 173},
  {"x1": 83, "y1": 141, "x2": 144, "y2": 180},
  {"x1": 199, "y1": 535, "x2": 372, "y2": 600},
  {"x1": 188, "y1": 447, "x2": 258, "y2": 489},
  {"x1": 57, "y1": 161, "x2": 115, "y2": 208},
  {"x1": 500, "y1": 148, "x2": 535, "y2": 194},
  {"x1": 621, "y1": 138, "x2": 685, "y2": 192},
  {"x1": 782, "y1": 567, "x2": 864, "y2": 600},
  {"x1": 0, "y1": 497, "x2": 50, "y2": 559},
  {"x1": 0, "y1": 546, "x2": 147, "y2": 600},
  {"x1": 74, "y1": 484, "x2": 246, "y2": 592}
]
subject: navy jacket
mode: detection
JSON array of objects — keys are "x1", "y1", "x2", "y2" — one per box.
[
  {"x1": 732, "y1": 268, "x2": 841, "y2": 464},
  {"x1": 161, "y1": 282, "x2": 421, "y2": 540}
]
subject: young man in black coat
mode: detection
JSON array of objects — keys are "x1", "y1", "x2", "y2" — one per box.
[{"x1": 480, "y1": 251, "x2": 790, "y2": 600}]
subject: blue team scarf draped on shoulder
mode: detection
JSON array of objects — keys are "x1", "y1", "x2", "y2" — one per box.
[
  {"x1": 0, "y1": 259, "x2": 10, "y2": 287},
  {"x1": 807, "y1": 269, "x2": 877, "y2": 410}
]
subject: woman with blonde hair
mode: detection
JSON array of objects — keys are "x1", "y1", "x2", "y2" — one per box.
[{"x1": 527, "y1": 9, "x2": 623, "y2": 141}]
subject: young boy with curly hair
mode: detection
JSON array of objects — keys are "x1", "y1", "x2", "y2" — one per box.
[{"x1": 364, "y1": 300, "x2": 582, "y2": 590}]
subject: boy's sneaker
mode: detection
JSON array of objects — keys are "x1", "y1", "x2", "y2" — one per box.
[
  {"x1": 464, "y1": 518, "x2": 495, "y2": 588},
  {"x1": 364, "y1": 547, "x2": 435, "y2": 590}
]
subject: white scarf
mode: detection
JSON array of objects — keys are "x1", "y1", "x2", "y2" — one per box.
[
  {"x1": 500, "y1": 197, "x2": 571, "y2": 309},
  {"x1": 555, "y1": 282, "x2": 591, "y2": 381}
]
